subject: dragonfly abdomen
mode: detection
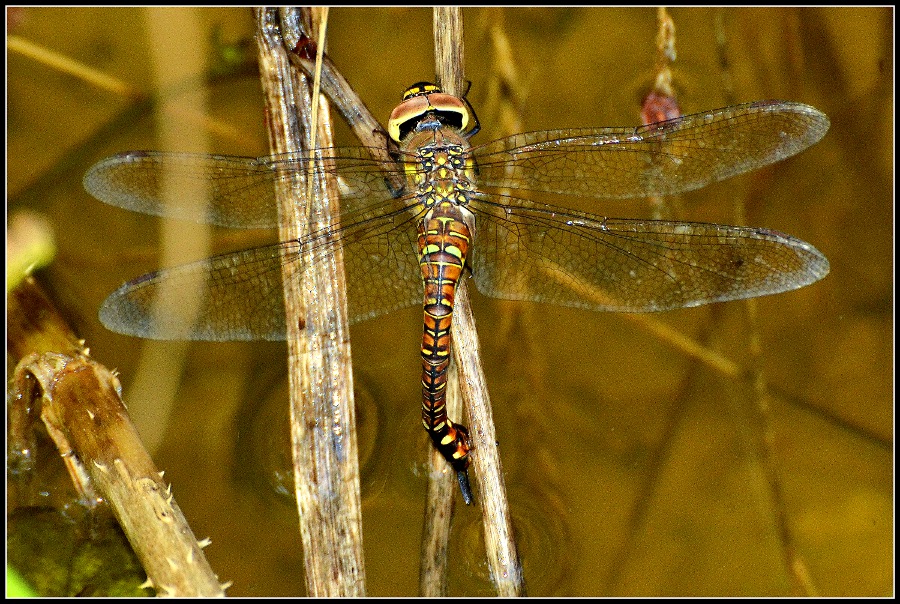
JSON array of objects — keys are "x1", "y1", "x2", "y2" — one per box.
[{"x1": 417, "y1": 202, "x2": 473, "y2": 473}]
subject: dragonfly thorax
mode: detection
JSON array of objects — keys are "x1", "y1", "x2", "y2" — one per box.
[{"x1": 404, "y1": 127, "x2": 477, "y2": 216}]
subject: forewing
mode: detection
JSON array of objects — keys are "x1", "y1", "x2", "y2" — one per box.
[
  {"x1": 472, "y1": 102, "x2": 829, "y2": 199},
  {"x1": 83, "y1": 148, "x2": 412, "y2": 228}
]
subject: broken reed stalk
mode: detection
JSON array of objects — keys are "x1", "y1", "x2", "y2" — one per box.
[
  {"x1": 254, "y1": 7, "x2": 364, "y2": 596},
  {"x1": 8, "y1": 277, "x2": 224, "y2": 597}
]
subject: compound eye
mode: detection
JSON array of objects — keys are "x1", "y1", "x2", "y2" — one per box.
[
  {"x1": 425, "y1": 93, "x2": 470, "y2": 132},
  {"x1": 388, "y1": 94, "x2": 432, "y2": 142},
  {"x1": 387, "y1": 90, "x2": 471, "y2": 143}
]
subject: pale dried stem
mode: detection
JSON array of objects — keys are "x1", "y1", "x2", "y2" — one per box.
[
  {"x1": 713, "y1": 11, "x2": 818, "y2": 595},
  {"x1": 254, "y1": 7, "x2": 364, "y2": 596}
]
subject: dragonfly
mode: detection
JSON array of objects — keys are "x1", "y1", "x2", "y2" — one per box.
[{"x1": 84, "y1": 82, "x2": 830, "y2": 504}]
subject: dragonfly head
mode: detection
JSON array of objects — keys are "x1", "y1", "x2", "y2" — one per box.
[{"x1": 388, "y1": 81, "x2": 472, "y2": 143}]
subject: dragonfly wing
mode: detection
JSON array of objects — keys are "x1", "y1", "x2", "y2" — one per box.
[
  {"x1": 338, "y1": 195, "x2": 425, "y2": 325},
  {"x1": 100, "y1": 196, "x2": 425, "y2": 340},
  {"x1": 83, "y1": 148, "x2": 411, "y2": 228},
  {"x1": 473, "y1": 101, "x2": 829, "y2": 199},
  {"x1": 100, "y1": 242, "x2": 293, "y2": 341},
  {"x1": 469, "y1": 194, "x2": 829, "y2": 312}
]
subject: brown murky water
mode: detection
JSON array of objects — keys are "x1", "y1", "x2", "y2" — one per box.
[{"x1": 8, "y1": 7, "x2": 892, "y2": 596}]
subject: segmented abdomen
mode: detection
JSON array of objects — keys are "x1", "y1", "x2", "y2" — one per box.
[{"x1": 418, "y1": 202, "x2": 472, "y2": 470}]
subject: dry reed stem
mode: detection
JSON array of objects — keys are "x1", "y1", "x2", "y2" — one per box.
[{"x1": 255, "y1": 7, "x2": 364, "y2": 596}]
